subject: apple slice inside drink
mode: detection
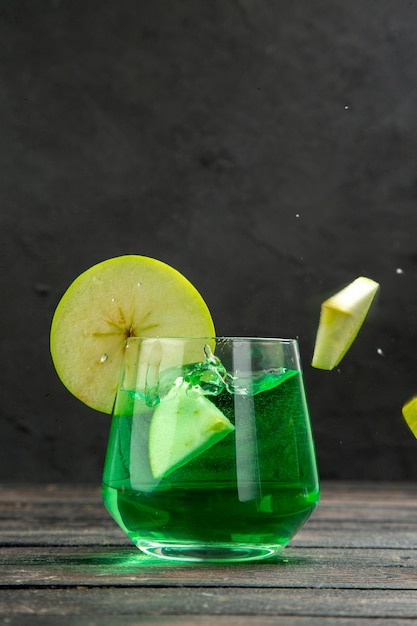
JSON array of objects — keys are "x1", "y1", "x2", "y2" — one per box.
[
  {"x1": 50, "y1": 255, "x2": 215, "y2": 413},
  {"x1": 149, "y1": 382, "x2": 234, "y2": 479},
  {"x1": 312, "y1": 276, "x2": 379, "y2": 370}
]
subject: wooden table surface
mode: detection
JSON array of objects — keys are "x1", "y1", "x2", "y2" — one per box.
[{"x1": 1, "y1": 482, "x2": 417, "y2": 625}]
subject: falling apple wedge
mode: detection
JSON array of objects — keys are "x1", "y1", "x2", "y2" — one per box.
[
  {"x1": 402, "y1": 397, "x2": 417, "y2": 438},
  {"x1": 149, "y1": 382, "x2": 234, "y2": 479},
  {"x1": 312, "y1": 276, "x2": 380, "y2": 370},
  {"x1": 50, "y1": 255, "x2": 215, "y2": 413}
]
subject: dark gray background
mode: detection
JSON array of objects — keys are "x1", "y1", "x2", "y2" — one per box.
[{"x1": 2, "y1": 1, "x2": 417, "y2": 482}]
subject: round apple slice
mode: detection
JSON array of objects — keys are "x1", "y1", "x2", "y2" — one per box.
[{"x1": 50, "y1": 255, "x2": 215, "y2": 413}]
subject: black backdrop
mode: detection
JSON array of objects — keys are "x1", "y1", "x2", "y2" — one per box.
[{"x1": 2, "y1": 0, "x2": 417, "y2": 482}]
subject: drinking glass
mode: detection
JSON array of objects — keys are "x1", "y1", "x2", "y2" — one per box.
[{"x1": 102, "y1": 337, "x2": 320, "y2": 562}]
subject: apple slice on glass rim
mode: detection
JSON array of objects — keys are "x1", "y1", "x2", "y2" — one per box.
[{"x1": 50, "y1": 255, "x2": 215, "y2": 414}]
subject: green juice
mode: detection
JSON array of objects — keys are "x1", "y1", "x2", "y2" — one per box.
[{"x1": 102, "y1": 369, "x2": 319, "y2": 561}]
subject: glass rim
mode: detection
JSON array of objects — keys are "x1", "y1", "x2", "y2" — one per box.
[{"x1": 125, "y1": 336, "x2": 299, "y2": 344}]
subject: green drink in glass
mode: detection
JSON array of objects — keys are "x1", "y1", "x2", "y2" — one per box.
[{"x1": 102, "y1": 336, "x2": 319, "y2": 562}]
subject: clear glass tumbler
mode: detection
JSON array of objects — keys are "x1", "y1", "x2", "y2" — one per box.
[{"x1": 102, "y1": 336, "x2": 320, "y2": 562}]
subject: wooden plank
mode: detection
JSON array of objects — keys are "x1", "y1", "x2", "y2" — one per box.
[
  {"x1": 3, "y1": 500, "x2": 417, "y2": 526},
  {"x1": 0, "y1": 616, "x2": 416, "y2": 626},
  {"x1": 0, "y1": 486, "x2": 128, "y2": 546},
  {"x1": 293, "y1": 526, "x2": 417, "y2": 550},
  {"x1": 0, "y1": 523, "x2": 128, "y2": 548},
  {"x1": 1, "y1": 616, "x2": 417, "y2": 626},
  {"x1": 1, "y1": 482, "x2": 417, "y2": 550},
  {"x1": 1, "y1": 519, "x2": 416, "y2": 550},
  {"x1": 0, "y1": 527, "x2": 414, "y2": 549},
  {"x1": 0, "y1": 484, "x2": 102, "y2": 503},
  {"x1": 1, "y1": 545, "x2": 416, "y2": 590},
  {"x1": 2, "y1": 499, "x2": 416, "y2": 525},
  {"x1": 1, "y1": 587, "x2": 417, "y2": 618}
]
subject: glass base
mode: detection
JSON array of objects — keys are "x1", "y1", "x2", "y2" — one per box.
[{"x1": 137, "y1": 541, "x2": 284, "y2": 563}]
